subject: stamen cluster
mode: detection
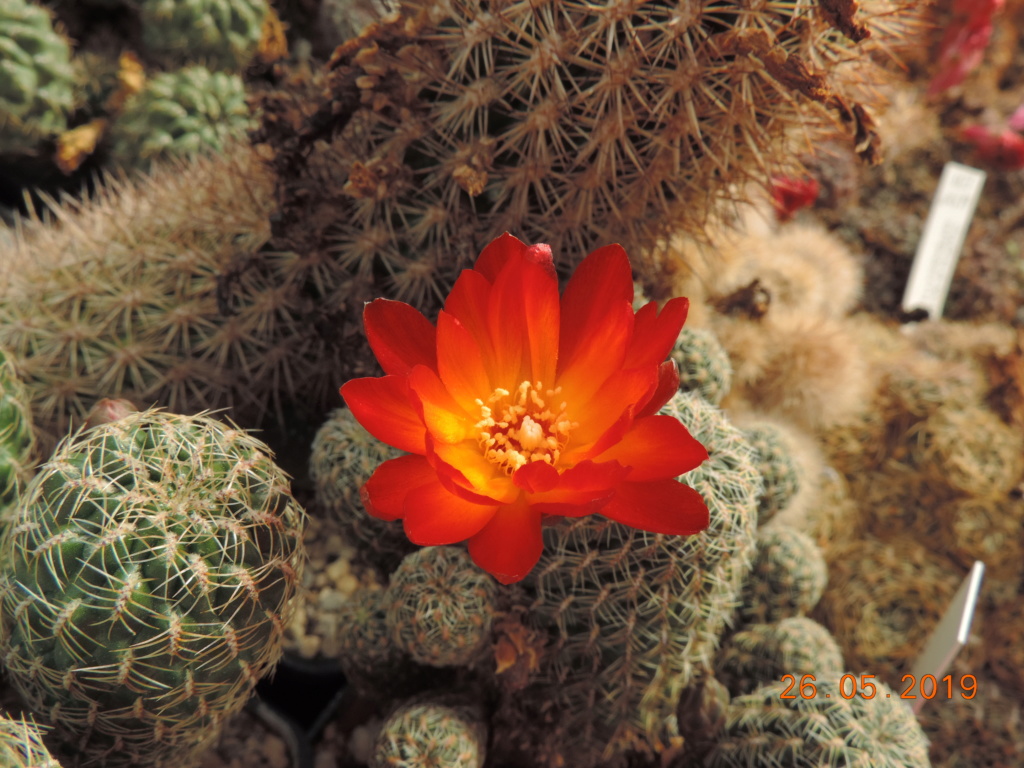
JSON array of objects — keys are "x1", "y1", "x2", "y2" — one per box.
[{"x1": 474, "y1": 381, "x2": 576, "y2": 473}]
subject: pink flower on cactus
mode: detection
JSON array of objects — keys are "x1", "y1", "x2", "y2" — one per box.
[
  {"x1": 340, "y1": 233, "x2": 710, "y2": 584},
  {"x1": 927, "y1": 0, "x2": 1005, "y2": 97},
  {"x1": 960, "y1": 124, "x2": 1024, "y2": 171}
]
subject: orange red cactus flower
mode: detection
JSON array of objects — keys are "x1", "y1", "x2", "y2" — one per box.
[{"x1": 340, "y1": 233, "x2": 710, "y2": 584}]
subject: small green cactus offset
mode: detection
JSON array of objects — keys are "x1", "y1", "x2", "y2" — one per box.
[
  {"x1": 671, "y1": 327, "x2": 733, "y2": 406},
  {"x1": 309, "y1": 408, "x2": 414, "y2": 574},
  {"x1": 0, "y1": 714, "x2": 62, "y2": 768},
  {"x1": 715, "y1": 617, "x2": 844, "y2": 697},
  {"x1": 371, "y1": 698, "x2": 487, "y2": 768},
  {"x1": 138, "y1": 0, "x2": 270, "y2": 70},
  {"x1": 0, "y1": 0, "x2": 75, "y2": 154},
  {"x1": 738, "y1": 525, "x2": 827, "y2": 626},
  {"x1": 109, "y1": 66, "x2": 255, "y2": 169},
  {"x1": 0, "y1": 408, "x2": 306, "y2": 768},
  {"x1": 385, "y1": 547, "x2": 497, "y2": 668},
  {"x1": 0, "y1": 348, "x2": 36, "y2": 517},
  {"x1": 743, "y1": 423, "x2": 800, "y2": 525}
]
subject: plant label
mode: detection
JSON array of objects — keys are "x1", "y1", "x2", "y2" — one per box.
[{"x1": 902, "y1": 162, "x2": 986, "y2": 320}]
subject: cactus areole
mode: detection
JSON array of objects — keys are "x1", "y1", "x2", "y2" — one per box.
[
  {"x1": 0, "y1": 409, "x2": 306, "y2": 768},
  {"x1": 341, "y1": 232, "x2": 711, "y2": 584}
]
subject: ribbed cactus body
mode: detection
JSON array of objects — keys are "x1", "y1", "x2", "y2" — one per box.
[
  {"x1": 672, "y1": 327, "x2": 733, "y2": 406},
  {"x1": 110, "y1": 66, "x2": 254, "y2": 169},
  {"x1": 0, "y1": 0, "x2": 75, "y2": 153},
  {"x1": 319, "y1": 0, "x2": 905, "y2": 302},
  {"x1": 385, "y1": 547, "x2": 496, "y2": 668},
  {"x1": 0, "y1": 409, "x2": 306, "y2": 768},
  {"x1": 519, "y1": 391, "x2": 760, "y2": 767},
  {"x1": 738, "y1": 526, "x2": 827, "y2": 625},
  {"x1": 715, "y1": 617, "x2": 843, "y2": 697},
  {"x1": 371, "y1": 699, "x2": 487, "y2": 768},
  {"x1": 743, "y1": 423, "x2": 800, "y2": 525},
  {"x1": 708, "y1": 677, "x2": 930, "y2": 768},
  {"x1": 309, "y1": 408, "x2": 414, "y2": 574},
  {"x1": 139, "y1": 0, "x2": 269, "y2": 70},
  {"x1": 0, "y1": 348, "x2": 36, "y2": 515},
  {"x1": 0, "y1": 714, "x2": 61, "y2": 768}
]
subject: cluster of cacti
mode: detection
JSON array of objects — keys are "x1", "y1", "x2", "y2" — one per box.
[
  {"x1": 908, "y1": 402, "x2": 1024, "y2": 497},
  {"x1": 671, "y1": 327, "x2": 733, "y2": 406},
  {"x1": 0, "y1": 0, "x2": 76, "y2": 154},
  {"x1": 0, "y1": 408, "x2": 306, "y2": 767},
  {"x1": 503, "y1": 391, "x2": 760, "y2": 767},
  {"x1": 812, "y1": 536, "x2": 966, "y2": 686},
  {"x1": 742, "y1": 423, "x2": 800, "y2": 525},
  {"x1": 309, "y1": 408, "x2": 414, "y2": 575},
  {"x1": 737, "y1": 526, "x2": 827, "y2": 626},
  {"x1": 0, "y1": 145, "x2": 366, "y2": 450},
  {"x1": 138, "y1": 0, "x2": 270, "y2": 70},
  {"x1": 714, "y1": 617, "x2": 844, "y2": 697},
  {"x1": 108, "y1": 66, "x2": 255, "y2": 169},
  {"x1": 0, "y1": 348, "x2": 36, "y2": 516},
  {"x1": 0, "y1": 714, "x2": 61, "y2": 768},
  {"x1": 371, "y1": 698, "x2": 487, "y2": 768},
  {"x1": 706, "y1": 677, "x2": 930, "y2": 768},
  {"x1": 385, "y1": 547, "x2": 497, "y2": 668}
]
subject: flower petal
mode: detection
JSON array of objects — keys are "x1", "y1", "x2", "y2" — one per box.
[
  {"x1": 364, "y1": 299, "x2": 438, "y2": 375},
  {"x1": 512, "y1": 460, "x2": 560, "y2": 493},
  {"x1": 623, "y1": 297, "x2": 690, "y2": 369},
  {"x1": 361, "y1": 455, "x2": 436, "y2": 520},
  {"x1": 437, "y1": 311, "x2": 492, "y2": 412},
  {"x1": 427, "y1": 436, "x2": 520, "y2": 504},
  {"x1": 403, "y1": 478, "x2": 499, "y2": 545},
  {"x1": 635, "y1": 360, "x2": 681, "y2": 418},
  {"x1": 488, "y1": 256, "x2": 561, "y2": 387},
  {"x1": 561, "y1": 366, "x2": 657, "y2": 462},
  {"x1": 445, "y1": 268, "x2": 496, "y2": 365},
  {"x1": 591, "y1": 414, "x2": 708, "y2": 481},
  {"x1": 468, "y1": 498, "x2": 544, "y2": 584},
  {"x1": 340, "y1": 377, "x2": 425, "y2": 454},
  {"x1": 407, "y1": 364, "x2": 474, "y2": 444},
  {"x1": 600, "y1": 479, "x2": 710, "y2": 535},
  {"x1": 473, "y1": 232, "x2": 556, "y2": 284},
  {"x1": 556, "y1": 301, "x2": 635, "y2": 407},
  {"x1": 527, "y1": 459, "x2": 630, "y2": 514},
  {"x1": 559, "y1": 243, "x2": 634, "y2": 368}
]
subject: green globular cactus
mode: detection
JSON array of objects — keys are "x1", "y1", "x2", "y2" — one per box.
[
  {"x1": 309, "y1": 408, "x2": 415, "y2": 575},
  {"x1": 370, "y1": 698, "x2": 487, "y2": 768},
  {"x1": 707, "y1": 677, "x2": 930, "y2": 768},
  {"x1": 0, "y1": 408, "x2": 306, "y2": 768},
  {"x1": 109, "y1": 66, "x2": 255, "y2": 169},
  {"x1": 0, "y1": 0, "x2": 75, "y2": 154},
  {"x1": 738, "y1": 526, "x2": 827, "y2": 627},
  {"x1": 513, "y1": 391, "x2": 760, "y2": 768},
  {"x1": 671, "y1": 327, "x2": 733, "y2": 406},
  {"x1": 0, "y1": 348, "x2": 36, "y2": 518},
  {"x1": 714, "y1": 617, "x2": 843, "y2": 697},
  {"x1": 0, "y1": 714, "x2": 62, "y2": 768},
  {"x1": 743, "y1": 423, "x2": 800, "y2": 526},
  {"x1": 385, "y1": 547, "x2": 497, "y2": 669},
  {"x1": 138, "y1": 0, "x2": 269, "y2": 70}
]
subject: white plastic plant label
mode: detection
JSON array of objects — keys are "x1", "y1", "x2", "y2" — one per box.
[
  {"x1": 907, "y1": 560, "x2": 985, "y2": 714},
  {"x1": 901, "y1": 161, "x2": 986, "y2": 320}
]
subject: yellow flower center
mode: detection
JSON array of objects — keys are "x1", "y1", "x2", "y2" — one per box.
[{"x1": 474, "y1": 381, "x2": 577, "y2": 474}]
